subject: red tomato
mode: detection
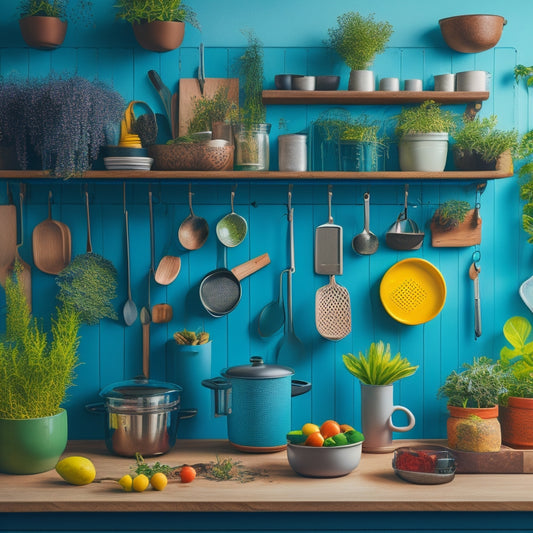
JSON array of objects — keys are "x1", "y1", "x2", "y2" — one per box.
[
  {"x1": 180, "y1": 465, "x2": 197, "y2": 483},
  {"x1": 320, "y1": 420, "x2": 341, "y2": 439}
]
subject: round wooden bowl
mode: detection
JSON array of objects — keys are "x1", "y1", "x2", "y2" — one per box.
[{"x1": 149, "y1": 143, "x2": 234, "y2": 171}]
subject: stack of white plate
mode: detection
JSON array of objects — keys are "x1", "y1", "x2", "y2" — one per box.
[{"x1": 104, "y1": 157, "x2": 154, "y2": 170}]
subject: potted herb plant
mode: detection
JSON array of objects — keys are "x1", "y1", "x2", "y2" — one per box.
[
  {"x1": 453, "y1": 115, "x2": 518, "y2": 172},
  {"x1": 0, "y1": 263, "x2": 81, "y2": 474},
  {"x1": 395, "y1": 100, "x2": 457, "y2": 171},
  {"x1": 342, "y1": 341, "x2": 417, "y2": 452},
  {"x1": 233, "y1": 30, "x2": 271, "y2": 171},
  {"x1": 498, "y1": 316, "x2": 533, "y2": 448},
  {"x1": 430, "y1": 199, "x2": 481, "y2": 247},
  {"x1": 114, "y1": 0, "x2": 200, "y2": 52},
  {"x1": 325, "y1": 11, "x2": 394, "y2": 91}
]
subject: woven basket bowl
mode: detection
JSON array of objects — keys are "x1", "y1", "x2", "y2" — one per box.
[{"x1": 149, "y1": 143, "x2": 234, "y2": 171}]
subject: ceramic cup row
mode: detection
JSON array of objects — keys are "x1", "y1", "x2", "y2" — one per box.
[
  {"x1": 274, "y1": 74, "x2": 340, "y2": 91},
  {"x1": 434, "y1": 71, "x2": 491, "y2": 92}
]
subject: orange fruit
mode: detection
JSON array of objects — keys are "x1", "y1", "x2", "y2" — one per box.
[
  {"x1": 180, "y1": 465, "x2": 197, "y2": 483},
  {"x1": 320, "y1": 420, "x2": 341, "y2": 439},
  {"x1": 305, "y1": 431, "x2": 325, "y2": 447}
]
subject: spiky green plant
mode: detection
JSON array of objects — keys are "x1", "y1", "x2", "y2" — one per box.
[
  {"x1": 326, "y1": 12, "x2": 393, "y2": 71},
  {"x1": 0, "y1": 262, "x2": 80, "y2": 420},
  {"x1": 395, "y1": 100, "x2": 457, "y2": 138},
  {"x1": 342, "y1": 341, "x2": 418, "y2": 385},
  {"x1": 432, "y1": 200, "x2": 470, "y2": 231},
  {"x1": 19, "y1": 0, "x2": 66, "y2": 18},
  {"x1": 187, "y1": 86, "x2": 238, "y2": 134}
]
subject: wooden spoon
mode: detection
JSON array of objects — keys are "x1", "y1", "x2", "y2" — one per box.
[{"x1": 154, "y1": 255, "x2": 181, "y2": 285}]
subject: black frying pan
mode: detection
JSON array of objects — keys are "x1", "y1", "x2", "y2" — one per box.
[{"x1": 199, "y1": 253, "x2": 270, "y2": 317}]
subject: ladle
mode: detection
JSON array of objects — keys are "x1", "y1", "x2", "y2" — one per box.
[
  {"x1": 258, "y1": 269, "x2": 288, "y2": 337},
  {"x1": 122, "y1": 185, "x2": 138, "y2": 326},
  {"x1": 352, "y1": 192, "x2": 379, "y2": 255},
  {"x1": 178, "y1": 188, "x2": 209, "y2": 250},
  {"x1": 216, "y1": 189, "x2": 248, "y2": 247}
]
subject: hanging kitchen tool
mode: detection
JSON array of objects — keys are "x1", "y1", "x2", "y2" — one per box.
[
  {"x1": 152, "y1": 303, "x2": 173, "y2": 323},
  {"x1": 178, "y1": 186, "x2": 209, "y2": 250},
  {"x1": 155, "y1": 192, "x2": 182, "y2": 285},
  {"x1": 385, "y1": 184, "x2": 424, "y2": 251},
  {"x1": 178, "y1": 43, "x2": 239, "y2": 136},
  {"x1": 469, "y1": 252, "x2": 482, "y2": 338},
  {"x1": 352, "y1": 191, "x2": 379, "y2": 255},
  {"x1": 315, "y1": 185, "x2": 342, "y2": 275},
  {"x1": 277, "y1": 191, "x2": 306, "y2": 363},
  {"x1": 0, "y1": 186, "x2": 18, "y2": 288},
  {"x1": 32, "y1": 190, "x2": 71, "y2": 275},
  {"x1": 315, "y1": 275, "x2": 352, "y2": 341},
  {"x1": 122, "y1": 184, "x2": 138, "y2": 327},
  {"x1": 148, "y1": 70, "x2": 173, "y2": 134},
  {"x1": 199, "y1": 253, "x2": 271, "y2": 317},
  {"x1": 216, "y1": 188, "x2": 248, "y2": 247},
  {"x1": 380, "y1": 258, "x2": 447, "y2": 325},
  {"x1": 258, "y1": 268, "x2": 289, "y2": 338},
  {"x1": 13, "y1": 185, "x2": 32, "y2": 310},
  {"x1": 202, "y1": 356, "x2": 311, "y2": 452}
]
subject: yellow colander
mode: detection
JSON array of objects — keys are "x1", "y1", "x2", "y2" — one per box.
[{"x1": 379, "y1": 258, "x2": 446, "y2": 325}]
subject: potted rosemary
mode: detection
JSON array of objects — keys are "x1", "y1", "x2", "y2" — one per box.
[
  {"x1": 342, "y1": 341, "x2": 418, "y2": 451},
  {"x1": 0, "y1": 263, "x2": 81, "y2": 474},
  {"x1": 326, "y1": 11, "x2": 394, "y2": 91},
  {"x1": 430, "y1": 199, "x2": 481, "y2": 247},
  {"x1": 437, "y1": 357, "x2": 505, "y2": 452},
  {"x1": 114, "y1": 0, "x2": 200, "y2": 52},
  {"x1": 395, "y1": 100, "x2": 457, "y2": 171}
]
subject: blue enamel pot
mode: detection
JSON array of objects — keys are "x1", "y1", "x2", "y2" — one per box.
[{"x1": 202, "y1": 356, "x2": 311, "y2": 452}]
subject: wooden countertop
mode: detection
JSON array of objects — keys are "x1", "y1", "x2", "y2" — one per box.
[{"x1": 1, "y1": 439, "x2": 532, "y2": 513}]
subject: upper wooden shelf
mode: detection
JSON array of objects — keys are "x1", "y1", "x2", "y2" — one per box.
[
  {"x1": 262, "y1": 90, "x2": 490, "y2": 106},
  {"x1": 0, "y1": 169, "x2": 511, "y2": 182}
]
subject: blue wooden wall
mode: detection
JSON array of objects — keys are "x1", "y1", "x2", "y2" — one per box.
[{"x1": 0, "y1": 0, "x2": 532, "y2": 442}]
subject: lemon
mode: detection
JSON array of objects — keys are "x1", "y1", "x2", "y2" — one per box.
[
  {"x1": 301, "y1": 423, "x2": 320, "y2": 436},
  {"x1": 118, "y1": 474, "x2": 133, "y2": 492},
  {"x1": 150, "y1": 472, "x2": 168, "y2": 491},
  {"x1": 55, "y1": 456, "x2": 96, "y2": 486},
  {"x1": 132, "y1": 474, "x2": 149, "y2": 492}
]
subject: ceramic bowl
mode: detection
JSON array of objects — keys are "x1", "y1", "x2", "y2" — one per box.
[
  {"x1": 149, "y1": 143, "x2": 234, "y2": 171},
  {"x1": 275, "y1": 74, "x2": 293, "y2": 90},
  {"x1": 439, "y1": 14, "x2": 506, "y2": 53},
  {"x1": 103, "y1": 146, "x2": 149, "y2": 158},
  {"x1": 315, "y1": 76, "x2": 341, "y2": 91},
  {"x1": 287, "y1": 441, "x2": 362, "y2": 478},
  {"x1": 392, "y1": 446, "x2": 456, "y2": 485}
]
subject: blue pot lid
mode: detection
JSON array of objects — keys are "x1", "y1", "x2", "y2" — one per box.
[{"x1": 224, "y1": 356, "x2": 294, "y2": 379}]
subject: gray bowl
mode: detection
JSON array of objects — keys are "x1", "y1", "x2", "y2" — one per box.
[
  {"x1": 287, "y1": 441, "x2": 362, "y2": 478},
  {"x1": 316, "y1": 76, "x2": 341, "y2": 91}
]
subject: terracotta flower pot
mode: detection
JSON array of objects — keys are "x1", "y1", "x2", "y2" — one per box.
[
  {"x1": 19, "y1": 16, "x2": 67, "y2": 50},
  {"x1": 500, "y1": 397, "x2": 533, "y2": 449},
  {"x1": 446, "y1": 405, "x2": 501, "y2": 452},
  {"x1": 132, "y1": 21, "x2": 185, "y2": 52}
]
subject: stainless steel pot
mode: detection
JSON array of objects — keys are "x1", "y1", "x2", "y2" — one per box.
[{"x1": 86, "y1": 377, "x2": 196, "y2": 457}]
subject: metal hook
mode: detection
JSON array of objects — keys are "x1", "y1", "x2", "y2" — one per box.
[{"x1": 472, "y1": 249, "x2": 481, "y2": 270}]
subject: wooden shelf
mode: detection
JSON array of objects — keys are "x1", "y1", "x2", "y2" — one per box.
[
  {"x1": 262, "y1": 90, "x2": 490, "y2": 106},
  {"x1": 0, "y1": 169, "x2": 512, "y2": 182}
]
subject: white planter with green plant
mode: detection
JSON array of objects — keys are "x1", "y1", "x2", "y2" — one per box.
[
  {"x1": 326, "y1": 12, "x2": 393, "y2": 91},
  {"x1": 343, "y1": 341, "x2": 417, "y2": 452},
  {"x1": 395, "y1": 100, "x2": 457, "y2": 171}
]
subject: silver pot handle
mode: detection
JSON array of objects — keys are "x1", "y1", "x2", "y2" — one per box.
[
  {"x1": 85, "y1": 402, "x2": 106, "y2": 414},
  {"x1": 178, "y1": 408, "x2": 197, "y2": 420},
  {"x1": 202, "y1": 377, "x2": 232, "y2": 416}
]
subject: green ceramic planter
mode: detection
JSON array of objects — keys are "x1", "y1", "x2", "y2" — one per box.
[{"x1": 0, "y1": 409, "x2": 68, "y2": 474}]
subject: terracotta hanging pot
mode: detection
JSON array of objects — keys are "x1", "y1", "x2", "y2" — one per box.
[
  {"x1": 446, "y1": 405, "x2": 501, "y2": 452},
  {"x1": 19, "y1": 16, "x2": 67, "y2": 50},
  {"x1": 500, "y1": 397, "x2": 533, "y2": 449},
  {"x1": 132, "y1": 21, "x2": 185, "y2": 52}
]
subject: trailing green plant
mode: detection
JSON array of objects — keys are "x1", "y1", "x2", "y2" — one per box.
[
  {"x1": 395, "y1": 100, "x2": 457, "y2": 138},
  {"x1": 0, "y1": 261, "x2": 81, "y2": 420},
  {"x1": 499, "y1": 316, "x2": 533, "y2": 400},
  {"x1": 342, "y1": 341, "x2": 418, "y2": 385},
  {"x1": 237, "y1": 29, "x2": 266, "y2": 128},
  {"x1": 114, "y1": 0, "x2": 200, "y2": 29},
  {"x1": 325, "y1": 11, "x2": 393, "y2": 71},
  {"x1": 437, "y1": 357, "x2": 506, "y2": 409},
  {"x1": 514, "y1": 130, "x2": 533, "y2": 243},
  {"x1": 187, "y1": 87, "x2": 238, "y2": 134},
  {"x1": 453, "y1": 115, "x2": 519, "y2": 164},
  {"x1": 431, "y1": 200, "x2": 471, "y2": 230}
]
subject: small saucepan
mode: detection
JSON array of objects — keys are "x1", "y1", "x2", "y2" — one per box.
[{"x1": 199, "y1": 253, "x2": 270, "y2": 317}]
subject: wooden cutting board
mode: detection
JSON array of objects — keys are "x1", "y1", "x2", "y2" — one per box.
[
  {"x1": 430, "y1": 209, "x2": 482, "y2": 247},
  {"x1": 178, "y1": 78, "x2": 239, "y2": 137}
]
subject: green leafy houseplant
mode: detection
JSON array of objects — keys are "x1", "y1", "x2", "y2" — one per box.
[
  {"x1": 114, "y1": 0, "x2": 200, "y2": 29},
  {"x1": 0, "y1": 263, "x2": 81, "y2": 420},
  {"x1": 187, "y1": 87, "x2": 238, "y2": 134},
  {"x1": 325, "y1": 11, "x2": 393, "y2": 71},
  {"x1": 342, "y1": 341, "x2": 418, "y2": 385},
  {"x1": 431, "y1": 200, "x2": 471, "y2": 231},
  {"x1": 395, "y1": 100, "x2": 457, "y2": 138},
  {"x1": 19, "y1": 0, "x2": 66, "y2": 18},
  {"x1": 437, "y1": 357, "x2": 506, "y2": 408}
]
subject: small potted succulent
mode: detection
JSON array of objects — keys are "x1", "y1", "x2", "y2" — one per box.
[
  {"x1": 325, "y1": 11, "x2": 393, "y2": 91},
  {"x1": 114, "y1": 0, "x2": 200, "y2": 52},
  {"x1": 437, "y1": 357, "x2": 506, "y2": 452},
  {"x1": 395, "y1": 100, "x2": 457, "y2": 172}
]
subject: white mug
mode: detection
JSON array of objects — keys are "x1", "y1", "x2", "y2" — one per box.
[
  {"x1": 379, "y1": 77, "x2": 400, "y2": 91},
  {"x1": 434, "y1": 73, "x2": 455, "y2": 92},
  {"x1": 292, "y1": 76, "x2": 316, "y2": 91},
  {"x1": 404, "y1": 79, "x2": 423, "y2": 91}
]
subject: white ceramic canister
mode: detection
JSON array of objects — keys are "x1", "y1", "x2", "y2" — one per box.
[
  {"x1": 456, "y1": 70, "x2": 489, "y2": 91},
  {"x1": 348, "y1": 70, "x2": 375, "y2": 91},
  {"x1": 404, "y1": 79, "x2": 423, "y2": 91},
  {"x1": 278, "y1": 133, "x2": 308, "y2": 171},
  {"x1": 379, "y1": 77, "x2": 400, "y2": 91},
  {"x1": 434, "y1": 73, "x2": 455, "y2": 91},
  {"x1": 292, "y1": 76, "x2": 316, "y2": 91}
]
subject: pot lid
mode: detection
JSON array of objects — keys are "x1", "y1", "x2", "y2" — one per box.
[
  {"x1": 223, "y1": 356, "x2": 294, "y2": 379},
  {"x1": 99, "y1": 376, "x2": 182, "y2": 405}
]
